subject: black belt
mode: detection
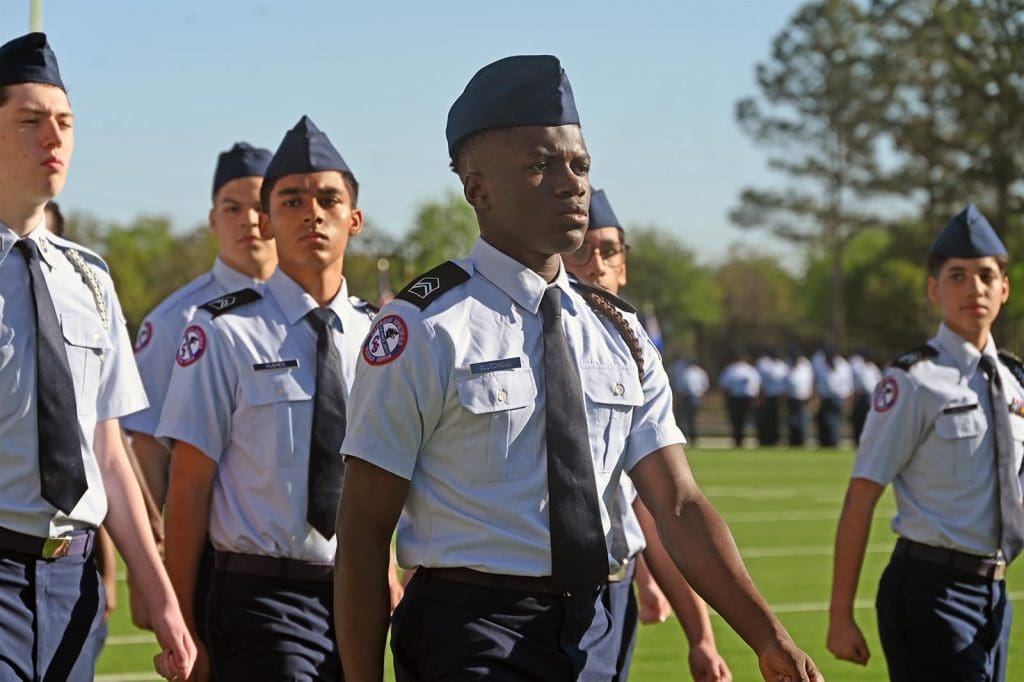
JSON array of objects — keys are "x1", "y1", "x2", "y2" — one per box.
[
  {"x1": 423, "y1": 567, "x2": 606, "y2": 596},
  {"x1": 0, "y1": 526, "x2": 94, "y2": 560},
  {"x1": 214, "y1": 551, "x2": 334, "y2": 583},
  {"x1": 893, "y1": 538, "x2": 1006, "y2": 581}
]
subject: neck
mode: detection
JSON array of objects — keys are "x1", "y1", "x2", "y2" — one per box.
[
  {"x1": 220, "y1": 254, "x2": 277, "y2": 282},
  {"x1": 479, "y1": 234, "x2": 562, "y2": 283},
  {"x1": 281, "y1": 258, "x2": 345, "y2": 306},
  {"x1": 0, "y1": 198, "x2": 46, "y2": 237},
  {"x1": 947, "y1": 321, "x2": 990, "y2": 351}
]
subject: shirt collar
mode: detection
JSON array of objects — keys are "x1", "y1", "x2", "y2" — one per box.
[
  {"x1": 211, "y1": 257, "x2": 263, "y2": 292},
  {"x1": 934, "y1": 322, "x2": 999, "y2": 377},
  {"x1": 266, "y1": 267, "x2": 353, "y2": 329},
  {"x1": 468, "y1": 236, "x2": 574, "y2": 315}
]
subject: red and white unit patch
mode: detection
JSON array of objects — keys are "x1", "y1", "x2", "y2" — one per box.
[
  {"x1": 176, "y1": 324, "x2": 207, "y2": 367},
  {"x1": 873, "y1": 376, "x2": 899, "y2": 412},
  {"x1": 134, "y1": 320, "x2": 153, "y2": 353},
  {"x1": 363, "y1": 314, "x2": 408, "y2": 366}
]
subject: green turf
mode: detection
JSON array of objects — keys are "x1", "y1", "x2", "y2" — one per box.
[{"x1": 95, "y1": 446, "x2": 1024, "y2": 681}]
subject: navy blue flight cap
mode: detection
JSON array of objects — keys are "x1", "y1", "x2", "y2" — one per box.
[
  {"x1": 589, "y1": 189, "x2": 623, "y2": 232},
  {"x1": 212, "y1": 143, "x2": 272, "y2": 199},
  {"x1": 446, "y1": 55, "x2": 580, "y2": 156},
  {"x1": 0, "y1": 32, "x2": 65, "y2": 91},
  {"x1": 929, "y1": 204, "x2": 1007, "y2": 259},
  {"x1": 261, "y1": 116, "x2": 354, "y2": 211}
]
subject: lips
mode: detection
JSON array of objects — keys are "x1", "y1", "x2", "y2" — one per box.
[{"x1": 41, "y1": 156, "x2": 63, "y2": 171}]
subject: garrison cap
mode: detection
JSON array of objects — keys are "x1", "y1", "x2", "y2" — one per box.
[
  {"x1": 929, "y1": 204, "x2": 1007, "y2": 259},
  {"x1": 588, "y1": 189, "x2": 622, "y2": 231},
  {"x1": 0, "y1": 32, "x2": 65, "y2": 91},
  {"x1": 212, "y1": 142, "x2": 272, "y2": 199},
  {"x1": 446, "y1": 55, "x2": 579, "y2": 157},
  {"x1": 261, "y1": 116, "x2": 353, "y2": 211}
]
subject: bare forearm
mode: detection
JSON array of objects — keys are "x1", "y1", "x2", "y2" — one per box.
[
  {"x1": 830, "y1": 479, "x2": 882, "y2": 618},
  {"x1": 164, "y1": 462, "x2": 213, "y2": 630},
  {"x1": 129, "y1": 432, "x2": 171, "y2": 508},
  {"x1": 336, "y1": 530, "x2": 392, "y2": 681},
  {"x1": 656, "y1": 495, "x2": 784, "y2": 654},
  {"x1": 95, "y1": 421, "x2": 175, "y2": 612}
]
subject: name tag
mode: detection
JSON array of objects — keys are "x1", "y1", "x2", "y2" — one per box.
[
  {"x1": 470, "y1": 357, "x2": 522, "y2": 375},
  {"x1": 252, "y1": 359, "x2": 299, "y2": 372}
]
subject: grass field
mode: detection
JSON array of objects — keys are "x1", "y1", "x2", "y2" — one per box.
[{"x1": 95, "y1": 446, "x2": 1024, "y2": 681}]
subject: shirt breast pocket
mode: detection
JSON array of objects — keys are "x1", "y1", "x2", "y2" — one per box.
[
  {"x1": 239, "y1": 371, "x2": 314, "y2": 467},
  {"x1": 60, "y1": 314, "x2": 112, "y2": 417},
  {"x1": 456, "y1": 368, "x2": 538, "y2": 482},
  {"x1": 582, "y1": 367, "x2": 644, "y2": 473},
  {"x1": 935, "y1": 408, "x2": 985, "y2": 480}
]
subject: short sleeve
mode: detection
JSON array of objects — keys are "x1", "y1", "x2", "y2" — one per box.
[
  {"x1": 623, "y1": 323, "x2": 686, "y2": 472},
  {"x1": 155, "y1": 317, "x2": 236, "y2": 461},
  {"x1": 852, "y1": 370, "x2": 923, "y2": 484},
  {"x1": 95, "y1": 276, "x2": 148, "y2": 421},
  {"x1": 120, "y1": 309, "x2": 186, "y2": 435},
  {"x1": 341, "y1": 307, "x2": 445, "y2": 480}
]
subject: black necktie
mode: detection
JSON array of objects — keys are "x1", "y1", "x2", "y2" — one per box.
[
  {"x1": 980, "y1": 356, "x2": 1024, "y2": 562},
  {"x1": 16, "y1": 239, "x2": 87, "y2": 514},
  {"x1": 541, "y1": 287, "x2": 608, "y2": 594},
  {"x1": 306, "y1": 308, "x2": 346, "y2": 539}
]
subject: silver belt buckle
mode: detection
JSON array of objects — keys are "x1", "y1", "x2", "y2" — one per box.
[
  {"x1": 42, "y1": 536, "x2": 72, "y2": 559},
  {"x1": 607, "y1": 559, "x2": 629, "y2": 583}
]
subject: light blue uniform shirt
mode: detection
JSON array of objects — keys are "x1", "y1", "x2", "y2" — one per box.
[
  {"x1": 757, "y1": 356, "x2": 790, "y2": 397},
  {"x1": 157, "y1": 269, "x2": 374, "y2": 562},
  {"x1": 786, "y1": 357, "x2": 814, "y2": 401},
  {"x1": 853, "y1": 324, "x2": 1024, "y2": 556},
  {"x1": 122, "y1": 258, "x2": 262, "y2": 437},
  {"x1": 719, "y1": 361, "x2": 761, "y2": 398},
  {"x1": 342, "y1": 238, "x2": 684, "y2": 577},
  {"x1": 812, "y1": 352, "x2": 854, "y2": 400},
  {"x1": 0, "y1": 222, "x2": 146, "y2": 536}
]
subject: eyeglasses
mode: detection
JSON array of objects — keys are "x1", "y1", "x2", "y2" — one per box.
[{"x1": 564, "y1": 243, "x2": 630, "y2": 268}]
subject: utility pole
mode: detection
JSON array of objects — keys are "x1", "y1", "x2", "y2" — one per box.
[{"x1": 30, "y1": 0, "x2": 42, "y2": 31}]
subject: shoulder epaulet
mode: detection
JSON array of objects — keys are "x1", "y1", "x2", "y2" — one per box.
[
  {"x1": 998, "y1": 350, "x2": 1024, "y2": 389},
  {"x1": 199, "y1": 288, "x2": 262, "y2": 317},
  {"x1": 351, "y1": 297, "x2": 380, "y2": 318},
  {"x1": 395, "y1": 261, "x2": 470, "y2": 310},
  {"x1": 890, "y1": 344, "x2": 938, "y2": 371},
  {"x1": 568, "y1": 275, "x2": 637, "y2": 314}
]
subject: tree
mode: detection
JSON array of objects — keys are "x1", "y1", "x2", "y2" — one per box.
[
  {"x1": 398, "y1": 189, "x2": 479, "y2": 281},
  {"x1": 731, "y1": 0, "x2": 884, "y2": 347},
  {"x1": 625, "y1": 226, "x2": 720, "y2": 357}
]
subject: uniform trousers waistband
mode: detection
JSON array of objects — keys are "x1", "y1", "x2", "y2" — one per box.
[
  {"x1": 0, "y1": 526, "x2": 95, "y2": 560},
  {"x1": 893, "y1": 538, "x2": 1006, "y2": 581},
  {"x1": 213, "y1": 551, "x2": 334, "y2": 583},
  {"x1": 423, "y1": 567, "x2": 608, "y2": 596}
]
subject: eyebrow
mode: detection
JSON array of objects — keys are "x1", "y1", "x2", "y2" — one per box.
[{"x1": 16, "y1": 106, "x2": 73, "y2": 119}]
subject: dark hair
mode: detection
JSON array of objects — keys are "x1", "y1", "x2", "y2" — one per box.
[
  {"x1": 0, "y1": 86, "x2": 9, "y2": 108},
  {"x1": 259, "y1": 171, "x2": 359, "y2": 213},
  {"x1": 926, "y1": 252, "x2": 1009, "y2": 278},
  {"x1": 44, "y1": 201, "x2": 65, "y2": 237},
  {"x1": 449, "y1": 129, "x2": 495, "y2": 177}
]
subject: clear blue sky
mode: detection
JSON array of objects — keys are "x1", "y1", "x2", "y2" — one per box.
[{"x1": 3, "y1": 0, "x2": 806, "y2": 264}]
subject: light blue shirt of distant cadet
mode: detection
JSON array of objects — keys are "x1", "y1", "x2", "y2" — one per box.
[
  {"x1": 813, "y1": 352, "x2": 854, "y2": 400},
  {"x1": 719, "y1": 361, "x2": 761, "y2": 398},
  {"x1": 853, "y1": 323, "x2": 1024, "y2": 556},
  {"x1": 0, "y1": 222, "x2": 147, "y2": 537},
  {"x1": 121, "y1": 258, "x2": 263, "y2": 437},
  {"x1": 156, "y1": 270, "x2": 374, "y2": 563},
  {"x1": 786, "y1": 357, "x2": 814, "y2": 401},
  {"x1": 341, "y1": 238, "x2": 685, "y2": 577},
  {"x1": 757, "y1": 356, "x2": 790, "y2": 397}
]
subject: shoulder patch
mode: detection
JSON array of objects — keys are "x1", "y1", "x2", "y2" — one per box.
[
  {"x1": 395, "y1": 261, "x2": 470, "y2": 310},
  {"x1": 872, "y1": 376, "x2": 900, "y2": 412},
  {"x1": 199, "y1": 288, "x2": 262, "y2": 317},
  {"x1": 134, "y1": 320, "x2": 153, "y2": 353},
  {"x1": 890, "y1": 344, "x2": 938, "y2": 372},
  {"x1": 568, "y1": 275, "x2": 637, "y2": 314},
  {"x1": 998, "y1": 350, "x2": 1024, "y2": 390},
  {"x1": 362, "y1": 314, "x2": 408, "y2": 365},
  {"x1": 176, "y1": 324, "x2": 207, "y2": 367}
]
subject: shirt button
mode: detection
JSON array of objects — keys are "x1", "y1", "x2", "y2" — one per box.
[
  {"x1": 497, "y1": 389, "x2": 508, "y2": 403},
  {"x1": 276, "y1": 387, "x2": 285, "y2": 396},
  {"x1": 613, "y1": 383, "x2": 625, "y2": 396}
]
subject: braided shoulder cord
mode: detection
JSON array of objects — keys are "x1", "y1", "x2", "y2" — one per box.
[
  {"x1": 581, "y1": 290, "x2": 644, "y2": 383},
  {"x1": 63, "y1": 249, "x2": 109, "y2": 330}
]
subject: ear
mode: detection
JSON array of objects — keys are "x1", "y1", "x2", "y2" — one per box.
[
  {"x1": 347, "y1": 208, "x2": 364, "y2": 237},
  {"x1": 1002, "y1": 273, "x2": 1010, "y2": 304},
  {"x1": 462, "y1": 172, "x2": 490, "y2": 211},
  {"x1": 208, "y1": 207, "x2": 217, "y2": 233},
  {"x1": 926, "y1": 276, "x2": 938, "y2": 305},
  {"x1": 258, "y1": 211, "x2": 274, "y2": 241}
]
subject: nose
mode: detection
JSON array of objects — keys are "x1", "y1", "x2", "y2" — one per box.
[
  {"x1": 303, "y1": 198, "x2": 323, "y2": 224},
  {"x1": 553, "y1": 160, "x2": 587, "y2": 198},
  {"x1": 41, "y1": 117, "x2": 62, "y2": 149}
]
